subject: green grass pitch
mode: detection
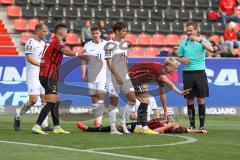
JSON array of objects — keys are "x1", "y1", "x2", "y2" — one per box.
[{"x1": 0, "y1": 115, "x2": 240, "y2": 160}]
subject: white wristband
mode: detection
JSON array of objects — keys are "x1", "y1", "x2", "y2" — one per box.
[{"x1": 75, "y1": 52, "x2": 79, "y2": 56}]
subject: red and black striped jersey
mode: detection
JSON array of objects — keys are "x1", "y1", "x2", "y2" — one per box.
[
  {"x1": 39, "y1": 36, "x2": 64, "y2": 80},
  {"x1": 129, "y1": 61, "x2": 165, "y2": 84}
]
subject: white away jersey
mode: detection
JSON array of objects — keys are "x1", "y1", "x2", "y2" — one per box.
[
  {"x1": 83, "y1": 40, "x2": 108, "y2": 83},
  {"x1": 105, "y1": 39, "x2": 129, "y2": 82},
  {"x1": 25, "y1": 37, "x2": 45, "y2": 80}
]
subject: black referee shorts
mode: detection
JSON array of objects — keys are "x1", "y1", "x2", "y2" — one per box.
[
  {"x1": 39, "y1": 76, "x2": 58, "y2": 95},
  {"x1": 182, "y1": 70, "x2": 209, "y2": 98}
]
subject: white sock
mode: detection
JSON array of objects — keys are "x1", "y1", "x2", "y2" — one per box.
[
  {"x1": 34, "y1": 124, "x2": 41, "y2": 129},
  {"x1": 136, "y1": 125, "x2": 142, "y2": 129},
  {"x1": 143, "y1": 126, "x2": 149, "y2": 131},
  {"x1": 93, "y1": 100, "x2": 104, "y2": 122},
  {"x1": 54, "y1": 125, "x2": 61, "y2": 130},
  {"x1": 41, "y1": 115, "x2": 49, "y2": 128},
  {"x1": 111, "y1": 123, "x2": 117, "y2": 131},
  {"x1": 108, "y1": 107, "x2": 119, "y2": 126}
]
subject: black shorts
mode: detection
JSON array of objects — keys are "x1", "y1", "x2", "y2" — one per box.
[
  {"x1": 130, "y1": 78, "x2": 146, "y2": 95},
  {"x1": 183, "y1": 70, "x2": 209, "y2": 98},
  {"x1": 39, "y1": 76, "x2": 58, "y2": 95}
]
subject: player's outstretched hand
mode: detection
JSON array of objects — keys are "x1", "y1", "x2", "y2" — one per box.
[{"x1": 181, "y1": 88, "x2": 192, "y2": 95}]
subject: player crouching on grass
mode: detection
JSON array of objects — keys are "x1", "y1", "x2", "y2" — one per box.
[{"x1": 128, "y1": 57, "x2": 190, "y2": 134}]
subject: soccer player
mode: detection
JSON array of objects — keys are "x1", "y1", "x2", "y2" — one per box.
[
  {"x1": 81, "y1": 26, "x2": 108, "y2": 127},
  {"x1": 105, "y1": 22, "x2": 139, "y2": 134},
  {"x1": 177, "y1": 22, "x2": 213, "y2": 130},
  {"x1": 128, "y1": 58, "x2": 190, "y2": 134},
  {"x1": 31, "y1": 24, "x2": 88, "y2": 134},
  {"x1": 14, "y1": 23, "x2": 52, "y2": 131}
]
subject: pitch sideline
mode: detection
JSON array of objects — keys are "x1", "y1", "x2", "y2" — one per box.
[{"x1": 0, "y1": 134, "x2": 197, "y2": 160}]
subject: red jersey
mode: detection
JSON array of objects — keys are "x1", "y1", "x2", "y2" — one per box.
[
  {"x1": 39, "y1": 36, "x2": 64, "y2": 80},
  {"x1": 220, "y1": 0, "x2": 236, "y2": 15},
  {"x1": 147, "y1": 118, "x2": 168, "y2": 130},
  {"x1": 224, "y1": 28, "x2": 238, "y2": 41},
  {"x1": 129, "y1": 62, "x2": 165, "y2": 84}
]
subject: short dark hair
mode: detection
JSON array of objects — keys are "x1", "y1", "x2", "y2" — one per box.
[
  {"x1": 91, "y1": 26, "x2": 101, "y2": 32},
  {"x1": 54, "y1": 24, "x2": 67, "y2": 34},
  {"x1": 112, "y1": 22, "x2": 127, "y2": 33},
  {"x1": 186, "y1": 21, "x2": 198, "y2": 30},
  {"x1": 35, "y1": 23, "x2": 44, "y2": 33}
]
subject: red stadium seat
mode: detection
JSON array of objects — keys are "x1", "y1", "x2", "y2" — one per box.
[
  {"x1": 73, "y1": 46, "x2": 83, "y2": 53},
  {"x1": 179, "y1": 34, "x2": 188, "y2": 42},
  {"x1": 209, "y1": 35, "x2": 220, "y2": 44},
  {"x1": 29, "y1": 18, "x2": 40, "y2": 31},
  {"x1": 152, "y1": 34, "x2": 166, "y2": 46},
  {"x1": 146, "y1": 47, "x2": 159, "y2": 57},
  {"x1": 138, "y1": 34, "x2": 152, "y2": 45},
  {"x1": 64, "y1": 46, "x2": 71, "y2": 51},
  {"x1": 130, "y1": 47, "x2": 145, "y2": 57},
  {"x1": 0, "y1": 0, "x2": 14, "y2": 5},
  {"x1": 65, "y1": 33, "x2": 81, "y2": 45},
  {"x1": 165, "y1": 34, "x2": 179, "y2": 46},
  {"x1": 21, "y1": 32, "x2": 33, "y2": 45},
  {"x1": 125, "y1": 33, "x2": 137, "y2": 45},
  {"x1": 7, "y1": 5, "x2": 21, "y2": 17},
  {"x1": 14, "y1": 18, "x2": 28, "y2": 31},
  {"x1": 0, "y1": 35, "x2": 13, "y2": 45}
]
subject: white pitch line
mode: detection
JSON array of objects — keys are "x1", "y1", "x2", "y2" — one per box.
[
  {"x1": 87, "y1": 134, "x2": 197, "y2": 151},
  {"x1": 0, "y1": 140, "x2": 158, "y2": 160}
]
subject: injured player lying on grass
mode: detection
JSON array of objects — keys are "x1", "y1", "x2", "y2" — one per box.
[{"x1": 76, "y1": 97, "x2": 208, "y2": 134}]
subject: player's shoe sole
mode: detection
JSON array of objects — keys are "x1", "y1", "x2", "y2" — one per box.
[
  {"x1": 143, "y1": 128, "x2": 159, "y2": 135},
  {"x1": 14, "y1": 116, "x2": 20, "y2": 131},
  {"x1": 32, "y1": 127, "x2": 48, "y2": 135},
  {"x1": 53, "y1": 128, "x2": 70, "y2": 134}
]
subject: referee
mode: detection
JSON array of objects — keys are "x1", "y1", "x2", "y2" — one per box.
[{"x1": 177, "y1": 22, "x2": 214, "y2": 130}]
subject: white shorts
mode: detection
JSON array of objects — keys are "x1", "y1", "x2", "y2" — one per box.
[
  {"x1": 27, "y1": 78, "x2": 45, "y2": 96},
  {"x1": 107, "y1": 79, "x2": 135, "y2": 97},
  {"x1": 88, "y1": 81, "x2": 107, "y2": 95}
]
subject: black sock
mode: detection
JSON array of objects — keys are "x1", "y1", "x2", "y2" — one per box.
[
  {"x1": 87, "y1": 126, "x2": 111, "y2": 132},
  {"x1": 36, "y1": 102, "x2": 55, "y2": 126},
  {"x1": 187, "y1": 104, "x2": 195, "y2": 128},
  {"x1": 137, "y1": 103, "x2": 148, "y2": 126},
  {"x1": 51, "y1": 101, "x2": 60, "y2": 126},
  {"x1": 198, "y1": 104, "x2": 205, "y2": 128}
]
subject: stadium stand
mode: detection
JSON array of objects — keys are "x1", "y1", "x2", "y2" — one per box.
[
  {"x1": 131, "y1": 47, "x2": 145, "y2": 57},
  {"x1": 146, "y1": 47, "x2": 159, "y2": 57},
  {"x1": 138, "y1": 33, "x2": 152, "y2": 45},
  {"x1": 20, "y1": 32, "x2": 33, "y2": 45},
  {"x1": 0, "y1": 0, "x2": 239, "y2": 57},
  {"x1": 0, "y1": 20, "x2": 18, "y2": 55},
  {"x1": 7, "y1": 5, "x2": 21, "y2": 18},
  {"x1": 22, "y1": 5, "x2": 34, "y2": 18},
  {"x1": 0, "y1": 0, "x2": 14, "y2": 5}
]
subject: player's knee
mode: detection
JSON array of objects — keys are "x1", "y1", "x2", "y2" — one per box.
[
  {"x1": 197, "y1": 98, "x2": 205, "y2": 104},
  {"x1": 29, "y1": 98, "x2": 38, "y2": 105}
]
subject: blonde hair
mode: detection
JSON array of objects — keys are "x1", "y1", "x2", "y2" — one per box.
[{"x1": 164, "y1": 57, "x2": 180, "y2": 68}]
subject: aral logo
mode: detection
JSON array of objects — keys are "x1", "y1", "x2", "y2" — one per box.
[
  {"x1": 0, "y1": 66, "x2": 26, "y2": 84},
  {"x1": 206, "y1": 69, "x2": 240, "y2": 86}
]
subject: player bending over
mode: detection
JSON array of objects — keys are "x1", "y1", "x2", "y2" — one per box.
[{"x1": 128, "y1": 58, "x2": 190, "y2": 134}]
